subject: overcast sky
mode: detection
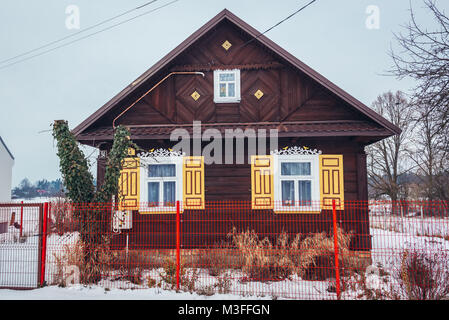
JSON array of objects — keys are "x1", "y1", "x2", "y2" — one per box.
[{"x1": 1, "y1": 0, "x2": 446, "y2": 187}]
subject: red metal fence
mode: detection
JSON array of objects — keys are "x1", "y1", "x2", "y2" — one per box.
[{"x1": 1, "y1": 200, "x2": 449, "y2": 299}]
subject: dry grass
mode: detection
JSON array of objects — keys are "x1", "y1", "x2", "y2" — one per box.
[
  {"x1": 227, "y1": 228, "x2": 300, "y2": 281},
  {"x1": 53, "y1": 237, "x2": 114, "y2": 285},
  {"x1": 297, "y1": 226, "x2": 359, "y2": 281},
  {"x1": 226, "y1": 227, "x2": 361, "y2": 282},
  {"x1": 50, "y1": 197, "x2": 79, "y2": 235},
  {"x1": 394, "y1": 248, "x2": 449, "y2": 300},
  {"x1": 157, "y1": 258, "x2": 199, "y2": 292},
  {"x1": 195, "y1": 242, "x2": 244, "y2": 276}
]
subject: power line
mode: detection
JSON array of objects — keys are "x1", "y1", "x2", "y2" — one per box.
[
  {"x1": 0, "y1": 0, "x2": 180, "y2": 70},
  {"x1": 239, "y1": 0, "x2": 318, "y2": 49},
  {"x1": 0, "y1": 1, "x2": 158, "y2": 66}
]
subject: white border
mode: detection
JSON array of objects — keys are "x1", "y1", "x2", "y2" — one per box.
[
  {"x1": 273, "y1": 154, "x2": 320, "y2": 213},
  {"x1": 139, "y1": 156, "x2": 183, "y2": 213},
  {"x1": 213, "y1": 69, "x2": 241, "y2": 103}
]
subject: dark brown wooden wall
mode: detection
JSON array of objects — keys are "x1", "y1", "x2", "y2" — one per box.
[
  {"x1": 96, "y1": 20, "x2": 375, "y2": 251},
  {"x1": 94, "y1": 20, "x2": 371, "y2": 128},
  {"x1": 107, "y1": 137, "x2": 371, "y2": 251}
]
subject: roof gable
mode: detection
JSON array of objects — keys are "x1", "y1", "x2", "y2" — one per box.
[{"x1": 73, "y1": 9, "x2": 401, "y2": 137}]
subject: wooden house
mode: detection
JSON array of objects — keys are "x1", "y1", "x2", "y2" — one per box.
[{"x1": 72, "y1": 10, "x2": 401, "y2": 252}]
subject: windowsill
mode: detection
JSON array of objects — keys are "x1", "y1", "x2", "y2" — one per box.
[
  {"x1": 274, "y1": 208, "x2": 322, "y2": 214},
  {"x1": 139, "y1": 208, "x2": 183, "y2": 215},
  {"x1": 274, "y1": 204, "x2": 321, "y2": 214},
  {"x1": 214, "y1": 99, "x2": 241, "y2": 104}
]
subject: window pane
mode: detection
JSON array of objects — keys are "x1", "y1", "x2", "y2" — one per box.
[
  {"x1": 219, "y1": 73, "x2": 235, "y2": 81},
  {"x1": 281, "y1": 180, "x2": 295, "y2": 206},
  {"x1": 219, "y1": 83, "x2": 227, "y2": 97},
  {"x1": 148, "y1": 164, "x2": 176, "y2": 177},
  {"x1": 148, "y1": 182, "x2": 159, "y2": 206},
  {"x1": 228, "y1": 83, "x2": 235, "y2": 97},
  {"x1": 298, "y1": 180, "x2": 312, "y2": 205},
  {"x1": 163, "y1": 181, "x2": 176, "y2": 207},
  {"x1": 281, "y1": 162, "x2": 311, "y2": 176}
]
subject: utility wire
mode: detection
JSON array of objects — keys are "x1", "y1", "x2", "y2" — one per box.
[
  {"x1": 239, "y1": 0, "x2": 318, "y2": 49},
  {"x1": 0, "y1": 1, "x2": 158, "y2": 66},
  {"x1": 0, "y1": 0, "x2": 179, "y2": 70}
]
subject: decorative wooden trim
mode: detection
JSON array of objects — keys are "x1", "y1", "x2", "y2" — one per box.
[{"x1": 171, "y1": 62, "x2": 283, "y2": 72}]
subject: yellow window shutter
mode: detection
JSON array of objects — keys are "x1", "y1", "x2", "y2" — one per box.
[
  {"x1": 251, "y1": 155, "x2": 274, "y2": 210},
  {"x1": 118, "y1": 157, "x2": 140, "y2": 211},
  {"x1": 319, "y1": 155, "x2": 344, "y2": 210},
  {"x1": 183, "y1": 156, "x2": 205, "y2": 209}
]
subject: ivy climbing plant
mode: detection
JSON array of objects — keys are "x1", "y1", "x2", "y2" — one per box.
[
  {"x1": 52, "y1": 120, "x2": 137, "y2": 282},
  {"x1": 53, "y1": 120, "x2": 136, "y2": 204}
]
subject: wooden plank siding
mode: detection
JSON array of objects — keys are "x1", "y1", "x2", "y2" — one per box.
[
  {"x1": 107, "y1": 137, "x2": 371, "y2": 251},
  {"x1": 87, "y1": 21, "x2": 375, "y2": 129},
  {"x1": 77, "y1": 12, "x2": 400, "y2": 253}
]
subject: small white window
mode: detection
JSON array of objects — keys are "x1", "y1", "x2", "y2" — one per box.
[
  {"x1": 214, "y1": 69, "x2": 241, "y2": 103},
  {"x1": 273, "y1": 154, "x2": 320, "y2": 212},
  {"x1": 140, "y1": 156, "x2": 183, "y2": 212}
]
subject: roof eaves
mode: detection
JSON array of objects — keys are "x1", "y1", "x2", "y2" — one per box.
[{"x1": 0, "y1": 136, "x2": 14, "y2": 160}]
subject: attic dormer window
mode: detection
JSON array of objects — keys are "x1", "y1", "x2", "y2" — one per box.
[{"x1": 214, "y1": 69, "x2": 241, "y2": 103}]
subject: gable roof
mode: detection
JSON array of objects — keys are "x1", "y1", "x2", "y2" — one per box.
[
  {"x1": 72, "y1": 9, "x2": 401, "y2": 137},
  {"x1": 0, "y1": 136, "x2": 14, "y2": 160}
]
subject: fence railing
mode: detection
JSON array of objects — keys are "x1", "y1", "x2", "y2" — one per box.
[{"x1": 1, "y1": 200, "x2": 449, "y2": 299}]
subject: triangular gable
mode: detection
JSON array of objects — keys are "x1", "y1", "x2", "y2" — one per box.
[{"x1": 73, "y1": 9, "x2": 401, "y2": 137}]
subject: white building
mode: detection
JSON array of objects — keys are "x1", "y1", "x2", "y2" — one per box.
[{"x1": 0, "y1": 136, "x2": 14, "y2": 202}]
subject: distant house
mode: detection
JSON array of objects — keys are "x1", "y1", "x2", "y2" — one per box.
[
  {"x1": 72, "y1": 10, "x2": 400, "y2": 252},
  {"x1": 0, "y1": 136, "x2": 14, "y2": 202}
]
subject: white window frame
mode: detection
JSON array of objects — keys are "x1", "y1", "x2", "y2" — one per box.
[
  {"x1": 213, "y1": 69, "x2": 241, "y2": 103},
  {"x1": 139, "y1": 156, "x2": 183, "y2": 213},
  {"x1": 273, "y1": 154, "x2": 320, "y2": 213}
]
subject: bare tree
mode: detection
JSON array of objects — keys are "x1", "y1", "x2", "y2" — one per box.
[
  {"x1": 390, "y1": 0, "x2": 449, "y2": 128},
  {"x1": 409, "y1": 102, "x2": 449, "y2": 202},
  {"x1": 367, "y1": 91, "x2": 413, "y2": 206},
  {"x1": 390, "y1": 0, "x2": 449, "y2": 206}
]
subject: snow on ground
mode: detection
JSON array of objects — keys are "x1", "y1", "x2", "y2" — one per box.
[
  {"x1": 371, "y1": 227, "x2": 449, "y2": 269},
  {"x1": 45, "y1": 232, "x2": 80, "y2": 285},
  {"x1": 370, "y1": 214, "x2": 449, "y2": 238},
  {"x1": 10, "y1": 197, "x2": 55, "y2": 204},
  {"x1": 0, "y1": 285, "x2": 272, "y2": 300}
]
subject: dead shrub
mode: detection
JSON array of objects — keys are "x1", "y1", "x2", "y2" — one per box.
[
  {"x1": 271, "y1": 231, "x2": 296, "y2": 279},
  {"x1": 158, "y1": 258, "x2": 198, "y2": 292},
  {"x1": 50, "y1": 197, "x2": 79, "y2": 235},
  {"x1": 53, "y1": 237, "x2": 114, "y2": 285},
  {"x1": 53, "y1": 239, "x2": 84, "y2": 286},
  {"x1": 394, "y1": 248, "x2": 449, "y2": 300},
  {"x1": 227, "y1": 228, "x2": 298, "y2": 281},
  {"x1": 109, "y1": 250, "x2": 165, "y2": 285},
  {"x1": 195, "y1": 242, "x2": 242, "y2": 276},
  {"x1": 215, "y1": 273, "x2": 232, "y2": 294},
  {"x1": 228, "y1": 228, "x2": 273, "y2": 281},
  {"x1": 297, "y1": 226, "x2": 357, "y2": 281}
]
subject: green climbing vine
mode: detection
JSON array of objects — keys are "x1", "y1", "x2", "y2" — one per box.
[{"x1": 52, "y1": 120, "x2": 137, "y2": 283}]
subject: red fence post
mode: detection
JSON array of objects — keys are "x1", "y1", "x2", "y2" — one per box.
[
  {"x1": 20, "y1": 201, "x2": 23, "y2": 238},
  {"x1": 332, "y1": 199, "x2": 341, "y2": 300},
  {"x1": 40, "y1": 202, "x2": 49, "y2": 287},
  {"x1": 176, "y1": 200, "x2": 181, "y2": 291}
]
